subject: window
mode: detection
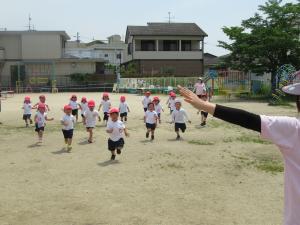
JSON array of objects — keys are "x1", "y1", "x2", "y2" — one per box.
[
  {"x1": 141, "y1": 40, "x2": 156, "y2": 51},
  {"x1": 181, "y1": 40, "x2": 191, "y2": 51},
  {"x1": 163, "y1": 40, "x2": 179, "y2": 51},
  {"x1": 128, "y1": 43, "x2": 132, "y2": 55},
  {"x1": 104, "y1": 54, "x2": 108, "y2": 57}
]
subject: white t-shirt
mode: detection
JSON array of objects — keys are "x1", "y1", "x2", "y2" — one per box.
[
  {"x1": 145, "y1": 110, "x2": 158, "y2": 124},
  {"x1": 84, "y1": 109, "x2": 99, "y2": 128},
  {"x1": 169, "y1": 98, "x2": 177, "y2": 111},
  {"x1": 101, "y1": 100, "x2": 111, "y2": 113},
  {"x1": 194, "y1": 82, "x2": 206, "y2": 95},
  {"x1": 119, "y1": 102, "x2": 129, "y2": 113},
  {"x1": 61, "y1": 114, "x2": 75, "y2": 130},
  {"x1": 172, "y1": 108, "x2": 189, "y2": 123},
  {"x1": 35, "y1": 111, "x2": 47, "y2": 128},
  {"x1": 106, "y1": 120, "x2": 125, "y2": 142},
  {"x1": 80, "y1": 102, "x2": 88, "y2": 115},
  {"x1": 69, "y1": 100, "x2": 78, "y2": 110},
  {"x1": 154, "y1": 103, "x2": 163, "y2": 114},
  {"x1": 260, "y1": 115, "x2": 300, "y2": 225},
  {"x1": 23, "y1": 103, "x2": 32, "y2": 115},
  {"x1": 142, "y1": 96, "x2": 152, "y2": 108}
]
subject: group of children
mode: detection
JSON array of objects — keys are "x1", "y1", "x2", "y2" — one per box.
[{"x1": 21, "y1": 90, "x2": 194, "y2": 160}]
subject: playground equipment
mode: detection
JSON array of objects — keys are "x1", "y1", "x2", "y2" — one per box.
[{"x1": 271, "y1": 64, "x2": 298, "y2": 104}]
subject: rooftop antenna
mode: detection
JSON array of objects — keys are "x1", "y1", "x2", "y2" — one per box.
[
  {"x1": 28, "y1": 14, "x2": 32, "y2": 31},
  {"x1": 166, "y1": 12, "x2": 175, "y2": 23}
]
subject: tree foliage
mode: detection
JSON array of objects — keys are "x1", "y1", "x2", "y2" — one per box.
[{"x1": 218, "y1": 0, "x2": 300, "y2": 87}]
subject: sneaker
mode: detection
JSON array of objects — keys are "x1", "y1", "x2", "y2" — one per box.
[
  {"x1": 88, "y1": 139, "x2": 93, "y2": 143},
  {"x1": 117, "y1": 149, "x2": 121, "y2": 154},
  {"x1": 146, "y1": 132, "x2": 149, "y2": 138},
  {"x1": 111, "y1": 154, "x2": 116, "y2": 160},
  {"x1": 176, "y1": 135, "x2": 180, "y2": 140},
  {"x1": 151, "y1": 135, "x2": 154, "y2": 140},
  {"x1": 200, "y1": 122, "x2": 205, "y2": 126},
  {"x1": 67, "y1": 145, "x2": 72, "y2": 152}
]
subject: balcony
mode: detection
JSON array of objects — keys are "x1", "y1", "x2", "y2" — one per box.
[{"x1": 134, "y1": 50, "x2": 203, "y2": 60}]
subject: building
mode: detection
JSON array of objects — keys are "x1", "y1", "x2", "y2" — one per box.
[
  {"x1": 123, "y1": 22, "x2": 207, "y2": 77},
  {"x1": 65, "y1": 35, "x2": 127, "y2": 66},
  {"x1": 0, "y1": 30, "x2": 107, "y2": 89}
]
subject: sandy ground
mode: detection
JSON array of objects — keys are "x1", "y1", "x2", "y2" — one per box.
[{"x1": 0, "y1": 92, "x2": 298, "y2": 225}]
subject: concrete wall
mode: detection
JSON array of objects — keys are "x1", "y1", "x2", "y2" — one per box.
[
  {"x1": 55, "y1": 61, "x2": 95, "y2": 76},
  {"x1": 0, "y1": 35, "x2": 22, "y2": 59},
  {"x1": 21, "y1": 33, "x2": 62, "y2": 59}
]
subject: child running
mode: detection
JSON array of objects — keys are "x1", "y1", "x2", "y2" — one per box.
[
  {"x1": 171, "y1": 99, "x2": 191, "y2": 140},
  {"x1": 106, "y1": 107, "x2": 129, "y2": 160},
  {"x1": 83, "y1": 100, "x2": 99, "y2": 143},
  {"x1": 153, "y1": 96, "x2": 164, "y2": 123},
  {"x1": 144, "y1": 102, "x2": 158, "y2": 141},
  {"x1": 166, "y1": 90, "x2": 175, "y2": 113},
  {"x1": 61, "y1": 105, "x2": 76, "y2": 151},
  {"x1": 22, "y1": 96, "x2": 33, "y2": 127},
  {"x1": 34, "y1": 103, "x2": 54, "y2": 143},
  {"x1": 79, "y1": 97, "x2": 88, "y2": 122},
  {"x1": 69, "y1": 94, "x2": 79, "y2": 122},
  {"x1": 33, "y1": 95, "x2": 50, "y2": 111},
  {"x1": 119, "y1": 95, "x2": 130, "y2": 122},
  {"x1": 98, "y1": 92, "x2": 111, "y2": 125},
  {"x1": 169, "y1": 92, "x2": 177, "y2": 114},
  {"x1": 142, "y1": 91, "x2": 152, "y2": 112}
]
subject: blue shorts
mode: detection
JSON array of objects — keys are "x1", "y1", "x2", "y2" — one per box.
[{"x1": 62, "y1": 129, "x2": 74, "y2": 139}]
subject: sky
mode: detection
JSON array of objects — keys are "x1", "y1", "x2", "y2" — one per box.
[{"x1": 0, "y1": 0, "x2": 297, "y2": 56}]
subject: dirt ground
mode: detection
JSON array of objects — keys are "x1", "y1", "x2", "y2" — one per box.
[{"x1": 0, "y1": 92, "x2": 298, "y2": 225}]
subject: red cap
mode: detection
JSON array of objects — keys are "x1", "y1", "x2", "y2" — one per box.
[
  {"x1": 64, "y1": 105, "x2": 72, "y2": 111},
  {"x1": 88, "y1": 100, "x2": 95, "y2": 107},
  {"x1": 170, "y1": 92, "x2": 176, "y2": 97},
  {"x1": 24, "y1": 96, "x2": 30, "y2": 100},
  {"x1": 39, "y1": 95, "x2": 45, "y2": 99},
  {"x1": 103, "y1": 92, "x2": 109, "y2": 97},
  {"x1": 71, "y1": 94, "x2": 77, "y2": 99},
  {"x1": 38, "y1": 103, "x2": 46, "y2": 109},
  {"x1": 109, "y1": 107, "x2": 119, "y2": 114},
  {"x1": 120, "y1": 95, "x2": 126, "y2": 101},
  {"x1": 153, "y1": 96, "x2": 159, "y2": 101},
  {"x1": 145, "y1": 91, "x2": 151, "y2": 95},
  {"x1": 169, "y1": 91, "x2": 175, "y2": 96},
  {"x1": 81, "y1": 97, "x2": 87, "y2": 102}
]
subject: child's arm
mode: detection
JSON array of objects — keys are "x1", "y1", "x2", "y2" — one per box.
[
  {"x1": 45, "y1": 116, "x2": 54, "y2": 121},
  {"x1": 46, "y1": 104, "x2": 50, "y2": 111},
  {"x1": 124, "y1": 127, "x2": 129, "y2": 137},
  {"x1": 79, "y1": 104, "x2": 82, "y2": 110},
  {"x1": 34, "y1": 114, "x2": 38, "y2": 123},
  {"x1": 144, "y1": 115, "x2": 146, "y2": 123},
  {"x1": 98, "y1": 104, "x2": 102, "y2": 111},
  {"x1": 106, "y1": 128, "x2": 113, "y2": 133},
  {"x1": 184, "y1": 110, "x2": 191, "y2": 123},
  {"x1": 127, "y1": 106, "x2": 130, "y2": 112},
  {"x1": 170, "y1": 111, "x2": 175, "y2": 123},
  {"x1": 32, "y1": 103, "x2": 38, "y2": 109}
]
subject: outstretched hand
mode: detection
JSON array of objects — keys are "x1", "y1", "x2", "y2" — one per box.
[{"x1": 177, "y1": 85, "x2": 216, "y2": 115}]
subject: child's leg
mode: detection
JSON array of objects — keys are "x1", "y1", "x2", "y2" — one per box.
[
  {"x1": 125, "y1": 116, "x2": 127, "y2": 122},
  {"x1": 111, "y1": 150, "x2": 116, "y2": 160},
  {"x1": 120, "y1": 116, "x2": 124, "y2": 122},
  {"x1": 38, "y1": 130, "x2": 43, "y2": 142},
  {"x1": 151, "y1": 129, "x2": 155, "y2": 140},
  {"x1": 88, "y1": 129, "x2": 93, "y2": 142},
  {"x1": 146, "y1": 128, "x2": 151, "y2": 138}
]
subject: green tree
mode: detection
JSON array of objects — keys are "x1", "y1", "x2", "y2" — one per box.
[{"x1": 218, "y1": 0, "x2": 300, "y2": 90}]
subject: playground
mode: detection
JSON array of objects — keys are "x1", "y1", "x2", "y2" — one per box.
[{"x1": 0, "y1": 91, "x2": 298, "y2": 225}]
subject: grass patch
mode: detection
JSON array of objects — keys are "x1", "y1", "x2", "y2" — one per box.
[
  {"x1": 188, "y1": 140, "x2": 215, "y2": 145},
  {"x1": 232, "y1": 154, "x2": 283, "y2": 174},
  {"x1": 236, "y1": 135, "x2": 272, "y2": 144},
  {"x1": 223, "y1": 137, "x2": 234, "y2": 143}
]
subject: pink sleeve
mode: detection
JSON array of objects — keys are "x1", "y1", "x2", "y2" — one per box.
[{"x1": 260, "y1": 115, "x2": 300, "y2": 150}]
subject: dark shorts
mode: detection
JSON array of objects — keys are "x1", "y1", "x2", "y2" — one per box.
[
  {"x1": 23, "y1": 114, "x2": 31, "y2": 120},
  {"x1": 146, "y1": 123, "x2": 156, "y2": 130},
  {"x1": 103, "y1": 112, "x2": 109, "y2": 121},
  {"x1": 108, "y1": 138, "x2": 124, "y2": 151},
  {"x1": 62, "y1": 129, "x2": 73, "y2": 139},
  {"x1": 81, "y1": 114, "x2": 85, "y2": 118},
  {"x1": 120, "y1": 112, "x2": 127, "y2": 118},
  {"x1": 175, "y1": 123, "x2": 186, "y2": 133},
  {"x1": 201, "y1": 111, "x2": 208, "y2": 118},
  {"x1": 35, "y1": 124, "x2": 44, "y2": 132},
  {"x1": 144, "y1": 108, "x2": 147, "y2": 112},
  {"x1": 86, "y1": 127, "x2": 94, "y2": 131},
  {"x1": 72, "y1": 109, "x2": 78, "y2": 116},
  {"x1": 157, "y1": 113, "x2": 161, "y2": 118}
]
